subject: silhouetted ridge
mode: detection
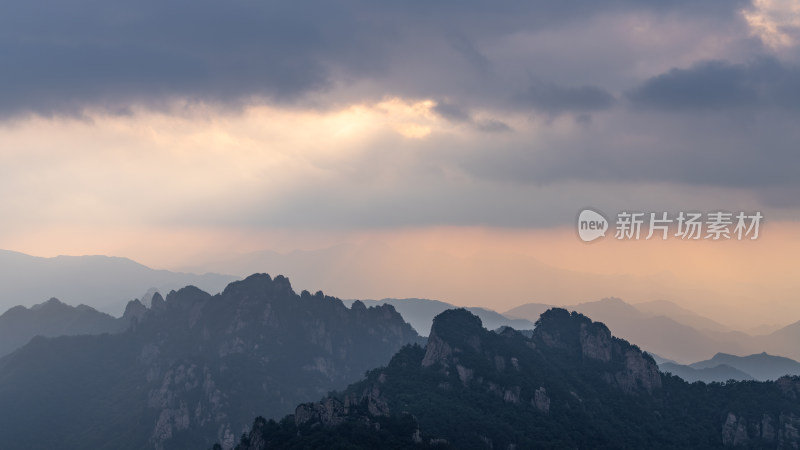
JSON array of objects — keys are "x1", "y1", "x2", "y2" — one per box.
[
  {"x1": 0, "y1": 297, "x2": 127, "y2": 357},
  {"x1": 31, "y1": 297, "x2": 66, "y2": 310},
  {"x1": 533, "y1": 308, "x2": 611, "y2": 351},
  {"x1": 122, "y1": 299, "x2": 147, "y2": 326},
  {"x1": 430, "y1": 308, "x2": 484, "y2": 338},
  {"x1": 163, "y1": 285, "x2": 211, "y2": 310},
  {"x1": 149, "y1": 291, "x2": 165, "y2": 312},
  {"x1": 221, "y1": 273, "x2": 294, "y2": 301}
]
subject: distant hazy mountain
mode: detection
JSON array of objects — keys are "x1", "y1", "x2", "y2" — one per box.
[
  {"x1": 502, "y1": 302, "x2": 553, "y2": 324},
  {"x1": 0, "y1": 274, "x2": 422, "y2": 450},
  {"x1": 658, "y1": 352, "x2": 800, "y2": 383},
  {"x1": 633, "y1": 299, "x2": 731, "y2": 333},
  {"x1": 756, "y1": 321, "x2": 800, "y2": 362},
  {"x1": 506, "y1": 297, "x2": 734, "y2": 334},
  {"x1": 659, "y1": 362, "x2": 754, "y2": 383},
  {"x1": 648, "y1": 353, "x2": 677, "y2": 365},
  {"x1": 0, "y1": 250, "x2": 238, "y2": 315},
  {"x1": 690, "y1": 353, "x2": 800, "y2": 381},
  {"x1": 231, "y1": 308, "x2": 800, "y2": 449},
  {"x1": 0, "y1": 297, "x2": 128, "y2": 357},
  {"x1": 506, "y1": 297, "x2": 749, "y2": 362},
  {"x1": 499, "y1": 297, "x2": 800, "y2": 364},
  {"x1": 343, "y1": 298, "x2": 534, "y2": 336},
  {"x1": 746, "y1": 323, "x2": 784, "y2": 335}
]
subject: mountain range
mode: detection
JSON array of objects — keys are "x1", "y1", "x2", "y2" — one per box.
[
  {"x1": 4, "y1": 247, "x2": 799, "y2": 365},
  {"x1": 6, "y1": 282, "x2": 800, "y2": 385},
  {"x1": 0, "y1": 250, "x2": 238, "y2": 315},
  {"x1": 4, "y1": 272, "x2": 800, "y2": 448},
  {"x1": 661, "y1": 352, "x2": 800, "y2": 383},
  {"x1": 0, "y1": 274, "x2": 422, "y2": 450},
  {"x1": 230, "y1": 308, "x2": 800, "y2": 449},
  {"x1": 506, "y1": 297, "x2": 800, "y2": 363},
  {"x1": 0, "y1": 297, "x2": 128, "y2": 357},
  {"x1": 342, "y1": 298, "x2": 535, "y2": 336},
  {"x1": 658, "y1": 362, "x2": 755, "y2": 383},
  {"x1": 343, "y1": 296, "x2": 800, "y2": 364},
  {"x1": 174, "y1": 241, "x2": 791, "y2": 330}
]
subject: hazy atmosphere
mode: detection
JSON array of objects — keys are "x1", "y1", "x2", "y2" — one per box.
[
  {"x1": 5, "y1": 1, "x2": 800, "y2": 449},
  {"x1": 3, "y1": 0, "x2": 800, "y2": 326}
]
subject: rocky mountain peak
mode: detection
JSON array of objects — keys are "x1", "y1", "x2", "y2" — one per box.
[
  {"x1": 421, "y1": 307, "x2": 661, "y2": 394},
  {"x1": 150, "y1": 292, "x2": 166, "y2": 312},
  {"x1": 422, "y1": 308, "x2": 484, "y2": 368},
  {"x1": 220, "y1": 273, "x2": 294, "y2": 302},
  {"x1": 163, "y1": 285, "x2": 211, "y2": 311},
  {"x1": 30, "y1": 297, "x2": 67, "y2": 311},
  {"x1": 429, "y1": 308, "x2": 484, "y2": 336},
  {"x1": 123, "y1": 299, "x2": 147, "y2": 322},
  {"x1": 533, "y1": 308, "x2": 661, "y2": 393}
]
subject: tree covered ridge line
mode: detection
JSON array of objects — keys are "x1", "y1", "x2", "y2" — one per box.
[{"x1": 228, "y1": 308, "x2": 800, "y2": 449}]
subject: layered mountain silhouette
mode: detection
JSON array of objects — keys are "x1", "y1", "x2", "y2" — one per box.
[
  {"x1": 658, "y1": 362, "x2": 755, "y2": 383},
  {"x1": 506, "y1": 297, "x2": 800, "y2": 363},
  {"x1": 755, "y1": 322, "x2": 800, "y2": 361},
  {"x1": 0, "y1": 297, "x2": 128, "y2": 357},
  {"x1": 344, "y1": 298, "x2": 534, "y2": 336},
  {"x1": 0, "y1": 274, "x2": 422, "y2": 450},
  {"x1": 0, "y1": 249, "x2": 238, "y2": 315},
  {"x1": 688, "y1": 353, "x2": 800, "y2": 382},
  {"x1": 232, "y1": 308, "x2": 800, "y2": 449},
  {"x1": 659, "y1": 352, "x2": 800, "y2": 384}
]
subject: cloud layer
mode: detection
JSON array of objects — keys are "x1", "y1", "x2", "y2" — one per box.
[
  {"x1": 1, "y1": 0, "x2": 800, "y2": 236},
  {"x1": 0, "y1": 0, "x2": 754, "y2": 115}
]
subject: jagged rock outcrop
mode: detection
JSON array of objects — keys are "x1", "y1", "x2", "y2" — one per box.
[
  {"x1": 150, "y1": 291, "x2": 166, "y2": 313},
  {"x1": 615, "y1": 348, "x2": 663, "y2": 394},
  {"x1": 123, "y1": 299, "x2": 148, "y2": 325},
  {"x1": 533, "y1": 308, "x2": 662, "y2": 393},
  {"x1": 421, "y1": 328, "x2": 454, "y2": 369},
  {"x1": 719, "y1": 379, "x2": 800, "y2": 448},
  {"x1": 294, "y1": 381, "x2": 391, "y2": 429},
  {"x1": 721, "y1": 411, "x2": 800, "y2": 448},
  {"x1": 533, "y1": 387, "x2": 550, "y2": 414},
  {"x1": 580, "y1": 322, "x2": 612, "y2": 362},
  {"x1": 295, "y1": 397, "x2": 348, "y2": 427}
]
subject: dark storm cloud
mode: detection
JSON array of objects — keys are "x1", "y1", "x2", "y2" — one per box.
[
  {"x1": 474, "y1": 119, "x2": 512, "y2": 133},
  {"x1": 450, "y1": 57, "x2": 800, "y2": 202},
  {"x1": 455, "y1": 108, "x2": 800, "y2": 202},
  {"x1": 628, "y1": 58, "x2": 800, "y2": 111},
  {"x1": 433, "y1": 100, "x2": 511, "y2": 132},
  {"x1": 0, "y1": 0, "x2": 751, "y2": 117},
  {"x1": 516, "y1": 82, "x2": 616, "y2": 115},
  {"x1": 433, "y1": 102, "x2": 472, "y2": 123}
]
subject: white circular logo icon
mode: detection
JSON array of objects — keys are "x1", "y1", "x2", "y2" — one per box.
[{"x1": 577, "y1": 208, "x2": 608, "y2": 242}]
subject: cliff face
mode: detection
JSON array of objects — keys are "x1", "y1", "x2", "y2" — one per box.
[
  {"x1": 0, "y1": 274, "x2": 423, "y2": 450},
  {"x1": 418, "y1": 308, "x2": 661, "y2": 401},
  {"x1": 531, "y1": 308, "x2": 662, "y2": 394},
  {"x1": 722, "y1": 411, "x2": 800, "y2": 447},
  {"x1": 235, "y1": 308, "x2": 800, "y2": 450},
  {"x1": 719, "y1": 377, "x2": 800, "y2": 448}
]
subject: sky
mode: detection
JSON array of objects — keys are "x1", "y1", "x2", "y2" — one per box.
[{"x1": 2, "y1": 0, "x2": 800, "y2": 328}]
